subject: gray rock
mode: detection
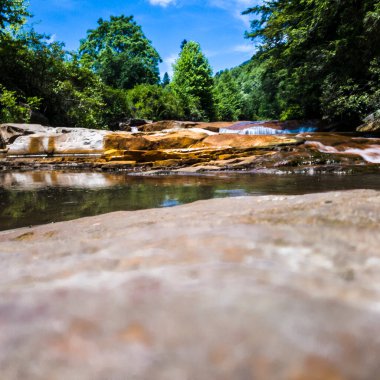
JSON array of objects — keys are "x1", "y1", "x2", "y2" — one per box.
[
  {"x1": 0, "y1": 123, "x2": 52, "y2": 146},
  {"x1": 1, "y1": 124, "x2": 108, "y2": 155},
  {"x1": 0, "y1": 190, "x2": 380, "y2": 379}
]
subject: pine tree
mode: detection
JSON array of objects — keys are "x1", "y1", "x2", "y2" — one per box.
[
  {"x1": 171, "y1": 41, "x2": 214, "y2": 121},
  {"x1": 162, "y1": 72, "x2": 170, "y2": 87}
]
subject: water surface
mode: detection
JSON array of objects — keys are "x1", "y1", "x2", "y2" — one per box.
[{"x1": 0, "y1": 171, "x2": 379, "y2": 231}]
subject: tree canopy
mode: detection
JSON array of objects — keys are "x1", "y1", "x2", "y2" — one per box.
[
  {"x1": 0, "y1": 0, "x2": 29, "y2": 31},
  {"x1": 243, "y1": 0, "x2": 380, "y2": 125},
  {"x1": 79, "y1": 15, "x2": 162, "y2": 90},
  {"x1": 171, "y1": 41, "x2": 214, "y2": 121},
  {"x1": 1, "y1": 0, "x2": 379, "y2": 128}
]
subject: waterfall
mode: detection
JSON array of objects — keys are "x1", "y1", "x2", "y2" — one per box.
[
  {"x1": 220, "y1": 126, "x2": 317, "y2": 135},
  {"x1": 306, "y1": 141, "x2": 380, "y2": 164}
]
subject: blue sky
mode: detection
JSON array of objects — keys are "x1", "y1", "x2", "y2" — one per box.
[{"x1": 28, "y1": 0, "x2": 258, "y2": 78}]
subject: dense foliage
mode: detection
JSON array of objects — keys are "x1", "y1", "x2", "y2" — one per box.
[
  {"x1": 79, "y1": 15, "x2": 161, "y2": 90},
  {"x1": 1, "y1": 0, "x2": 379, "y2": 128},
  {"x1": 243, "y1": 0, "x2": 380, "y2": 125},
  {"x1": 0, "y1": 0, "x2": 28, "y2": 31},
  {"x1": 171, "y1": 41, "x2": 214, "y2": 121}
]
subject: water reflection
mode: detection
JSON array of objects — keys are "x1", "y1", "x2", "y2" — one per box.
[
  {"x1": 1, "y1": 171, "x2": 380, "y2": 231},
  {"x1": 1, "y1": 172, "x2": 121, "y2": 189}
]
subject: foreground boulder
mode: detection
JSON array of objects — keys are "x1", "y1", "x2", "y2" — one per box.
[{"x1": 0, "y1": 190, "x2": 380, "y2": 379}]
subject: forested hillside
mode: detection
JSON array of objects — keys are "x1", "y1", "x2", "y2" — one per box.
[{"x1": 0, "y1": 0, "x2": 379, "y2": 129}]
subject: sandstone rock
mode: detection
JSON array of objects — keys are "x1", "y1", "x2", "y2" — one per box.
[
  {"x1": 0, "y1": 190, "x2": 380, "y2": 379},
  {"x1": 8, "y1": 128, "x2": 107, "y2": 155},
  {"x1": 141, "y1": 120, "x2": 236, "y2": 133},
  {"x1": 193, "y1": 133, "x2": 303, "y2": 149},
  {"x1": 104, "y1": 129, "x2": 208, "y2": 152},
  {"x1": 104, "y1": 132, "x2": 153, "y2": 151},
  {"x1": 0, "y1": 123, "x2": 53, "y2": 146},
  {"x1": 144, "y1": 129, "x2": 209, "y2": 149}
]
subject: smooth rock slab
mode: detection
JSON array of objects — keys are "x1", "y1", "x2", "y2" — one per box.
[{"x1": 1, "y1": 190, "x2": 380, "y2": 379}]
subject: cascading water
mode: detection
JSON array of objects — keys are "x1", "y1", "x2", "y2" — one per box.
[
  {"x1": 220, "y1": 120, "x2": 318, "y2": 135},
  {"x1": 220, "y1": 126, "x2": 317, "y2": 135},
  {"x1": 305, "y1": 141, "x2": 380, "y2": 164}
]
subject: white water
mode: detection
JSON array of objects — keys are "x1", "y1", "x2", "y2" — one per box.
[
  {"x1": 306, "y1": 141, "x2": 380, "y2": 164},
  {"x1": 220, "y1": 126, "x2": 317, "y2": 135}
]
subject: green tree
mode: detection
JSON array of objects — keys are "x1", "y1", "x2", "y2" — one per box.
[
  {"x1": 244, "y1": 0, "x2": 380, "y2": 125},
  {"x1": 127, "y1": 84, "x2": 182, "y2": 121},
  {"x1": 79, "y1": 15, "x2": 162, "y2": 90},
  {"x1": 0, "y1": 84, "x2": 40, "y2": 123},
  {"x1": 213, "y1": 70, "x2": 242, "y2": 121},
  {"x1": 0, "y1": 0, "x2": 29, "y2": 32},
  {"x1": 162, "y1": 72, "x2": 170, "y2": 87},
  {"x1": 171, "y1": 41, "x2": 214, "y2": 121}
]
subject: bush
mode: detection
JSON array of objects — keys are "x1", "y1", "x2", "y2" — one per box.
[
  {"x1": 0, "y1": 84, "x2": 40, "y2": 123},
  {"x1": 127, "y1": 84, "x2": 183, "y2": 121}
]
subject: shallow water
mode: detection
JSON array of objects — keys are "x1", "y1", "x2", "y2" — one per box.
[{"x1": 0, "y1": 171, "x2": 379, "y2": 231}]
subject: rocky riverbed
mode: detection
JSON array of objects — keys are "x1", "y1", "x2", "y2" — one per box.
[
  {"x1": 1, "y1": 189, "x2": 380, "y2": 379},
  {"x1": 1, "y1": 122, "x2": 380, "y2": 174}
]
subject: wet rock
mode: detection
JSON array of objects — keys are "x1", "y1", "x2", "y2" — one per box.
[
  {"x1": 302, "y1": 133, "x2": 380, "y2": 164},
  {"x1": 2, "y1": 124, "x2": 380, "y2": 173},
  {"x1": 0, "y1": 190, "x2": 380, "y2": 379}
]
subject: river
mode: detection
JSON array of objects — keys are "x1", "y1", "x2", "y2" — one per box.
[{"x1": 1, "y1": 171, "x2": 380, "y2": 230}]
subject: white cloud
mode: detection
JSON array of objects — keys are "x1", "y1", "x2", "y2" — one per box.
[
  {"x1": 209, "y1": 0, "x2": 258, "y2": 25},
  {"x1": 233, "y1": 43, "x2": 256, "y2": 54},
  {"x1": 47, "y1": 34, "x2": 57, "y2": 44},
  {"x1": 148, "y1": 0, "x2": 176, "y2": 7}
]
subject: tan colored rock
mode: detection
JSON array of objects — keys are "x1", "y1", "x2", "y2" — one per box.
[
  {"x1": 193, "y1": 134, "x2": 303, "y2": 149},
  {"x1": 144, "y1": 129, "x2": 209, "y2": 149},
  {"x1": 0, "y1": 190, "x2": 380, "y2": 379},
  {"x1": 141, "y1": 120, "x2": 235, "y2": 133},
  {"x1": 104, "y1": 132, "x2": 153, "y2": 151}
]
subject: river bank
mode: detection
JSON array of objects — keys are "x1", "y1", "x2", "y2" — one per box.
[
  {"x1": 1, "y1": 122, "x2": 380, "y2": 174},
  {"x1": 1, "y1": 189, "x2": 380, "y2": 379}
]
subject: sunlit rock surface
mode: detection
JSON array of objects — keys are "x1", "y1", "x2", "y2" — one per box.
[
  {"x1": 7, "y1": 127, "x2": 107, "y2": 155},
  {"x1": 1, "y1": 123, "x2": 380, "y2": 172},
  {"x1": 0, "y1": 190, "x2": 380, "y2": 379}
]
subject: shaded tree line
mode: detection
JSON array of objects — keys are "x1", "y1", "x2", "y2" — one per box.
[{"x1": 1, "y1": 0, "x2": 379, "y2": 129}]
